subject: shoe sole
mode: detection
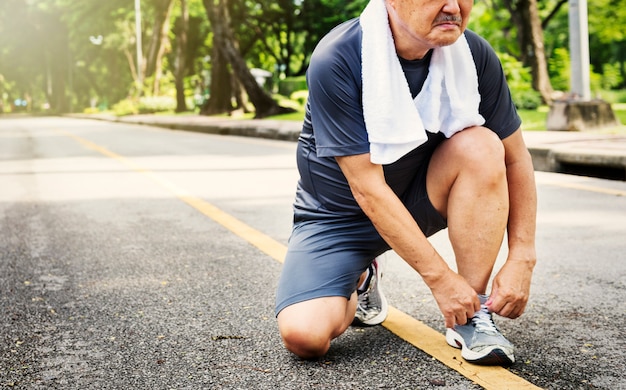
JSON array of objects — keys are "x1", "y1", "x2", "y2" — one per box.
[{"x1": 445, "y1": 328, "x2": 515, "y2": 367}]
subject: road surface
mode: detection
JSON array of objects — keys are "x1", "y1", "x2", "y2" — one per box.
[{"x1": 1, "y1": 116, "x2": 624, "y2": 389}]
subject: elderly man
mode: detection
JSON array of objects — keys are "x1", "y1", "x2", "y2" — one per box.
[{"x1": 275, "y1": 0, "x2": 537, "y2": 367}]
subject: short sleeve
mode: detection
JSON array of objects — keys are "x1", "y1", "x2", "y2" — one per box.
[
  {"x1": 306, "y1": 20, "x2": 370, "y2": 157},
  {"x1": 466, "y1": 30, "x2": 522, "y2": 139}
]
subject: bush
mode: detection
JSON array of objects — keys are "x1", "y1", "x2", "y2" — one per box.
[
  {"x1": 111, "y1": 99, "x2": 139, "y2": 116},
  {"x1": 511, "y1": 89, "x2": 543, "y2": 110},
  {"x1": 498, "y1": 52, "x2": 542, "y2": 109},
  {"x1": 601, "y1": 63, "x2": 623, "y2": 90},
  {"x1": 548, "y1": 48, "x2": 570, "y2": 92},
  {"x1": 111, "y1": 96, "x2": 178, "y2": 116},
  {"x1": 594, "y1": 89, "x2": 626, "y2": 103},
  {"x1": 290, "y1": 90, "x2": 309, "y2": 106},
  {"x1": 138, "y1": 96, "x2": 176, "y2": 114},
  {"x1": 273, "y1": 93, "x2": 303, "y2": 111},
  {"x1": 83, "y1": 107, "x2": 100, "y2": 114},
  {"x1": 278, "y1": 76, "x2": 307, "y2": 98}
]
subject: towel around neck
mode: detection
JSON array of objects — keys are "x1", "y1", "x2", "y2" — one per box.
[{"x1": 360, "y1": 0, "x2": 484, "y2": 164}]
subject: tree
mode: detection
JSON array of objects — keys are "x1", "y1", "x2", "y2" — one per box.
[
  {"x1": 0, "y1": 0, "x2": 70, "y2": 112},
  {"x1": 201, "y1": 0, "x2": 293, "y2": 118},
  {"x1": 174, "y1": 0, "x2": 190, "y2": 112},
  {"x1": 587, "y1": 0, "x2": 626, "y2": 88},
  {"x1": 145, "y1": 0, "x2": 176, "y2": 95},
  {"x1": 501, "y1": 0, "x2": 556, "y2": 104}
]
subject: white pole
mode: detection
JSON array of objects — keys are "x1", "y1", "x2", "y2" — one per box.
[
  {"x1": 569, "y1": 0, "x2": 591, "y2": 100},
  {"x1": 134, "y1": 0, "x2": 143, "y2": 90}
]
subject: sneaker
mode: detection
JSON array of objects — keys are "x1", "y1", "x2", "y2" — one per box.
[
  {"x1": 445, "y1": 296, "x2": 515, "y2": 366},
  {"x1": 353, "y1": 258, "x2": 388, "y2": 326}
]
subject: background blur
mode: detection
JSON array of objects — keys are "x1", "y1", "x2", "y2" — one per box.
[{"x1": 1, "y1": 0, "x2": 625, "y2": 122}]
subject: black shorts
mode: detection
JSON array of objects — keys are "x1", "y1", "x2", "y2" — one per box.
[{"x1": 275, "y1": 161, "x2": 447, "y2": 316}]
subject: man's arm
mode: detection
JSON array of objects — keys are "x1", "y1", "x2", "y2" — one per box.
[
  {"x1": 486, "y1": 129, "x2": 537, "y2": 318},
  {"x1": 336, "y1": 153, "x2": 481, "y2": 328}
]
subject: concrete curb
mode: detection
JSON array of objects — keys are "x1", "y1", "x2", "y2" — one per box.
[{"x1": 66, "y1": 114, "x2": 626, "y2": 180}]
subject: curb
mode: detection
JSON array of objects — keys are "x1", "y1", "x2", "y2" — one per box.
[{"x1": 66, "y1": 114, "x2": 626, "y2": 180}]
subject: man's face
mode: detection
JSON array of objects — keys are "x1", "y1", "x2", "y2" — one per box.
[{"x1": 386, "y1": 0, "x2": 473, "y2": 59}]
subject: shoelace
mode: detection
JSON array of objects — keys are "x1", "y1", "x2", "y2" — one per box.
[
  {"x1": 472, "y1": 305, "x2": 498, "y2": 335},
  {"x1": 358, "y1": 290, "x2": 368, "y2": 302}
]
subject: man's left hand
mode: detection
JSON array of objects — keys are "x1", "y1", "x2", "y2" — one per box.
[{"x1": 486, "y1": 258, "x2": 535, "y2": 318}]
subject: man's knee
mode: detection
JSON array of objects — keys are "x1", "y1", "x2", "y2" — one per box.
[
  {"x1": 278, "y1": 319, "x2": 332, "y2": 359},
  {"x1": 277, "y1": 297, "x2": 353, "y2": 359},
  {"x1": 444, "y1": 127, "x2": 507, "y2": 186},
  {"x1": 449, "y1": 126, "x2": 505, "y2": 166}
]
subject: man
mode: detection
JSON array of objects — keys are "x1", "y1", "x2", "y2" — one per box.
[{"x1": 275, "y1": 0, "x2": 537, "y2": 367}]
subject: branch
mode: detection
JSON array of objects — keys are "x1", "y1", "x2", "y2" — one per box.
[{"x1": 542, "y1": 0, "x2": 568, "y2": 30}]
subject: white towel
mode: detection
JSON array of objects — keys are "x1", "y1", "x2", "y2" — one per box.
[{"x1": 360, "y1": 0, "x2": 485, "y2": 164}]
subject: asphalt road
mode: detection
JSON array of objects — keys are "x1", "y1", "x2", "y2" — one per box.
[{"x1": 1, "y1": 116, "x2": 625, "y2": 389}]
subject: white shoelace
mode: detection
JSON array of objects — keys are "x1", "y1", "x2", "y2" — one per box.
[{"x1": 472, "y1": 306, "x2": 498, "y2": 335}]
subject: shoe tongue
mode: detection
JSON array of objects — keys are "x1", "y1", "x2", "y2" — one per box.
[
  {"x1": 357, "y1": 265, "x2": 375, "y2": 294},
  {"x1": 478, "y1": 294, "x2": 489, "y2": 305}
]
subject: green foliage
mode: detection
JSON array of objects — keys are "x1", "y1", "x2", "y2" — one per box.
[
  {"x1": 518, "y1": 108, "x2": 549, "y2": 131},
  {"x1": 588, "y1": 0, "x2": 626, "y2": 43},
  {"x1": 273, "y1": 94, "x2": 303, "y2": 111},
  {"x1": 590, "y1": 70, "x2": 603, "y2": 93},
  {"x1": 278, "y1": 76, "x2": 307, "y2": 97},
  {"x1": 547, "y1": 48, "x2": 621, "y2": 95},
  {"x1": 268, "y1": 110, "x2": 306, "y2": 121},
  {"x1": 511, "y1": 90, "x2": 543, "y2": 110},
  {"x1": 612, "y1": 104, "x2": 626, "y2": 125},
  {"x1": 467, "y1": 2, "x2": 518, "y2": 56},
  {"x1": 3, "y1": 0, "x2": 626, "y2": 116},
  {"x1": 548, "y1": 48, "x2": 570, "y2": 91},
  {"x1": 0, "y1": 73, "x2": 14, "y2": 113},
  {"x1": 138, "y1": 96, "x2": 177, "y2": 114},
  {"x1": 290, "y1": 90, "x2": 309, "y2": 106},
  {"x1": 596, "y1": 89, "x2": 626, "y2": 104},
  {"x1": 600, "y1": 63, "x2": 624, "y2": 90},
  {"x1": 498, "y1": 52, "x2": 542, "y2": 109},
  {"x1": 111, "y1": 99, "x2": 139, "y2": 116},
  {"x1": 82, "y1": 107, "x2": 100, "y2": 114},
  {"x1": 111, "y1": 95, "x2": 178, "y2": 116}
]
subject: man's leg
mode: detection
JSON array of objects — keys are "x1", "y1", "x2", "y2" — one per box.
[
  {"x1": 426, "y1": 126, "x2": 515, "y2": 366},
  {"x1": 277, "y1": 294, "x2": 357, "y2": 359},
  {"x1": 426, "y1": 126, "x2": 509, "y2": 293},
  {"x1": 275, "y1": 211, "x2": 387, "y2": 359}
]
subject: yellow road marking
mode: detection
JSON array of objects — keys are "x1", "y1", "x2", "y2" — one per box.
[
  {"x1": 61, "y1": 129, "x2": 540, "y2": 390},
  {"x1": 60, "y1": 130, "x2": 288, "y2": 262},
  {"x1": 384, "y1": 307, "x2": 539, "y2": 389},
  {"x1": 536, "y1": 177, "x2": 626, "y2": 197}
]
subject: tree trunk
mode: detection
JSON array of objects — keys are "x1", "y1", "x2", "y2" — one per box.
[
  {"x1": 146, "y1": 0, "x2": 174, "y2": 77},
  {"x1": 175, "y1": 0, "x2": 189, "y2": 112},
  {"x1": 202, "y1": 0, "x2": 293, "y2": 118},
  {"x1": 502, "y1": 0, "x2": 554, "y2": 104},
  {"x1": 152, "y1": 0, "x2": 175, "y2": 95},
  {"x1": 527, "y1": 0, "x2": 553, "y2": 103},
  {"x1": 200, "y1": 44, "x2": 234, "y2": 115}
]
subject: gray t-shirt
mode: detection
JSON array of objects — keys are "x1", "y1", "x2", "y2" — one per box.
[{"x1": 294, "y1": 18, "x2": 521, "y2": 217}]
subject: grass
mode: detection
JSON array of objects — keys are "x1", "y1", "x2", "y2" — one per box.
[
  {"x1": 519, "y1": 104, "x2": 626, "y2": 133},
  {"x1": 266, "y1": 106, "x2": 552, "y2": 129},
  {"x1": 266, "y1": 111, "x2": 305, "y2": 121},
  {"x1": 612, "y1": 104, "x2": 626, "y2": 124},
  {"x1": 518, "y1": 107, "x2": 549, "y2": 131}
]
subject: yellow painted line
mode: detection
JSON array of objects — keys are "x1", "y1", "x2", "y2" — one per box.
[
  {"x1": 383, "y1": 307, "x2": 540, "y2": 389},
  {"x1": 61, "y1": 129, "x2": 540, "y2": 390},
  {"x1": 537, "y1": 178, "x2": 626, "y2": 197},
  {"x1": 59, "y1": 130, "x2": 288, "y2": 262}
]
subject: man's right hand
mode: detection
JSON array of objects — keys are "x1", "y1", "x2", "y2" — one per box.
[{"x1": 428, "y1": 269, "x2": 480, "y2": 328}]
